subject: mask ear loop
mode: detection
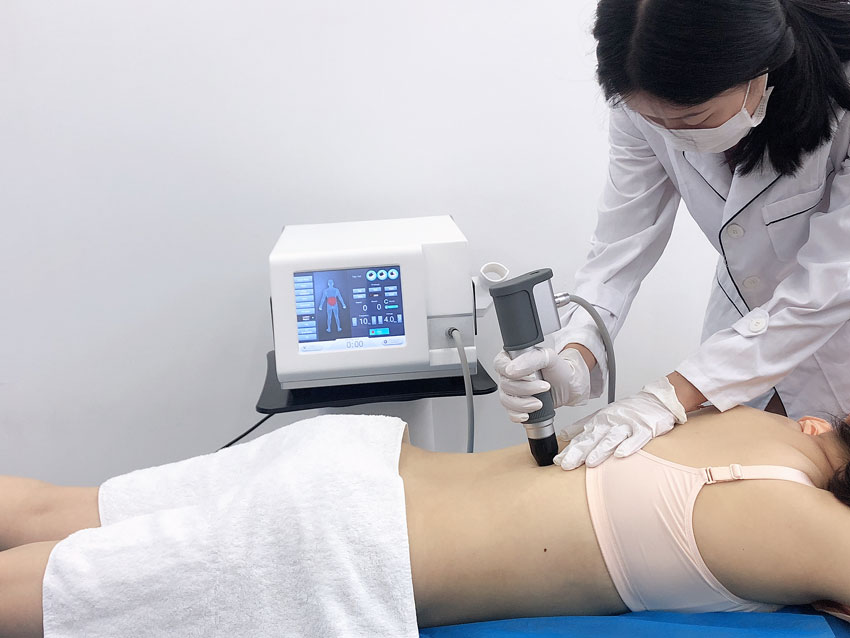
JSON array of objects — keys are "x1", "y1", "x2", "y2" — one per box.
[
  {"x1": 740, "y1": 79, "x2": 753, "y2": 112},
  {"x1": 743, "y1": 73, "x2": 771, "y2": 123}
]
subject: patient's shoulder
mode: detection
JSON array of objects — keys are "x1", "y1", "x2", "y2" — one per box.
[
  {"x1": 695, "y1": 405, "x2": 801, "y2": 431},
  {"x1": 646, "y1": 406, "x2": 814, "y2": 467}
]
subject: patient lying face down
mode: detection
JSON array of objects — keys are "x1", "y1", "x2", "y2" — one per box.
[
  {"x1": 1, "y1": 406, "x2": 850, "y2": 637},
  {"x1": 403, "y1": 406, "x2": 850, "y2": 625}
]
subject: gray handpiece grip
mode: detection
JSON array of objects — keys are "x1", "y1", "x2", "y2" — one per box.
[
  {"x1": 490, "y1": 269, "x2": 557, "y2": 427},
  {"x1": 489, "y1": 269, "x2": 553, "y2": 351},
  {"x1": 527, "y1": 387, "x2": 556, "y2": 425}
]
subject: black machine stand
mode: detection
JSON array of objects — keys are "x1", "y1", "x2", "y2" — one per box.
[{"x1": 257, "y1": 351, "x2": 497, "y2": 414}]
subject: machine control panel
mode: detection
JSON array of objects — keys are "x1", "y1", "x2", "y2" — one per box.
[{"x1": 294, "y1": 265, "x2": 406, "y2": 353}]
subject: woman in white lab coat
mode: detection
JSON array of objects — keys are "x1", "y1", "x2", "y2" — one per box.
[{"x1": 496, "y1": 0, "x2": 850, "y2": 469}]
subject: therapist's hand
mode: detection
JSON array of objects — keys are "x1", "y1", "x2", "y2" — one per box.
[
  {"x1": 494, "y1": 346, "x2": 591, "y2": 423},
  {"x1": 553, "y1": 376, "x2": 688, "y2": 470}
]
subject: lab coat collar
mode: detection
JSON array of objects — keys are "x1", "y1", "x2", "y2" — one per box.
[
  {"x1": 677, "y1": 146, "x2": 783, "y2": 227},
  {"x1": 680, "y1": 151, "x2": 732, "y2": 203},
  {"x1": 722, "y1": 156, "x2": 782, "y2": 226}
]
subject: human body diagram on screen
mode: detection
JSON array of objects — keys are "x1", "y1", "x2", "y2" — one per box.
[{"x1": 317, "y1": 279, "x2": 347, "y2": 333}]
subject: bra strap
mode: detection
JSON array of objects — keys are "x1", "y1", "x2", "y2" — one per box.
[{"x1": 703, "y1": 463, "x2": 815, "y2": 488}]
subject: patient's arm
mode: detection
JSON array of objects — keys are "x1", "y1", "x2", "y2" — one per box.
[
  {"x1": 810, "y1": 490, "x2": 850, "y2": 609},
  {"x1": 686, "y1": 477, "x2": 830, "y2": 606},
  {"x1": 717, "y1": 482, "x2": 850, "y2": 608}
]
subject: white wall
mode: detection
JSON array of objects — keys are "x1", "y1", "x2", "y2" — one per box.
[{"x1": 0, "y1": 1, "x2": 716, "y2": 485}]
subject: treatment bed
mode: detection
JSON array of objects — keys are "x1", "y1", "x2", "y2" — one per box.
[{"x1": 422, "y1": 606, "x2": 850, "y2": 637}]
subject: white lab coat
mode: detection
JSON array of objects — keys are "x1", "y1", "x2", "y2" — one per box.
[{"x1": 555, "y1": 103, "x2": 850, "y2": 420}]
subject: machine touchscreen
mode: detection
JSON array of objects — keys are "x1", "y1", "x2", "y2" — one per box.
[{"x1": 293, "y1": 266, "x2": 406, "y2": 353}]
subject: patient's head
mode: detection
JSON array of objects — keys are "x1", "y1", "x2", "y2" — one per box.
[{"x1": 826, "y1": 415, "x2": 850, "y2": 507}]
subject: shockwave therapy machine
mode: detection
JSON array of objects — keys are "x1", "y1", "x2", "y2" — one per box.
[
  {"x1": 268, "y1": 215, "x2": 510, "y2": 453},
  {"x1": 269, "y1": 215, "x2": 507, "y2": 389}
]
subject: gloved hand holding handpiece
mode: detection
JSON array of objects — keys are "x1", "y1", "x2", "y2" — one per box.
[
  {"x1": 489, "y1": 268, "x2": 584, "y2": 466},
  {"x1": 494, "y1": 346, "x2": 592, "y2": 421}
]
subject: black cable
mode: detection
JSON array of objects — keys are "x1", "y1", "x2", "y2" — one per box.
[{"x1": 218, "y1": 413, "x2": 275, "y2": 451}]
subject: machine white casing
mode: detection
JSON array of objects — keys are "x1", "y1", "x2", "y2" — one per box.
[{"x1": 269, "y1": 216, "x2": 478, "y2": 389}]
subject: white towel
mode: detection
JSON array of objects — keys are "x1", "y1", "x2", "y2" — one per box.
[{"x1": 42, "y1": 414, "x2": 419, "y2": 638}]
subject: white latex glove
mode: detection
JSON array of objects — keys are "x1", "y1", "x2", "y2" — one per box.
[
  {"x1": 553, "y1": 377, "x2": 687, "y2": 470},
  {"x1": 493, "y1": 347, "x2": 591, "y2": 423}
]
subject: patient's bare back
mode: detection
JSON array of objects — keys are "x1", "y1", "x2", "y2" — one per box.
[{"x1": 401, "y1": 406, "x2": 848, "y2": 624}]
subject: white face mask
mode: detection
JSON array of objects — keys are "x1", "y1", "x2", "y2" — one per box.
[{"x1": 645, "y1": 75, "x2": 773, "y2": 154}]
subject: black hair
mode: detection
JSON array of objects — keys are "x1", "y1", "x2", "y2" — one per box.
[
  {"x1": 827, "y1": 414, "x2": 850, "y2": 506},
  {"x1": 593, "y1": 0, "x2": 850, "y2": 176}
]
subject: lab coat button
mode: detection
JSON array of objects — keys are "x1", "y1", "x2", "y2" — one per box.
[
  {"x1": 726, "y1": 224, "x2": 745, "y2": 238},
  {"x1": 743, "y1": 276, "x2": 760, "y2": 289},
  {"x1": 749, "y1": 318, "x2": 767, "y2": 332}
]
